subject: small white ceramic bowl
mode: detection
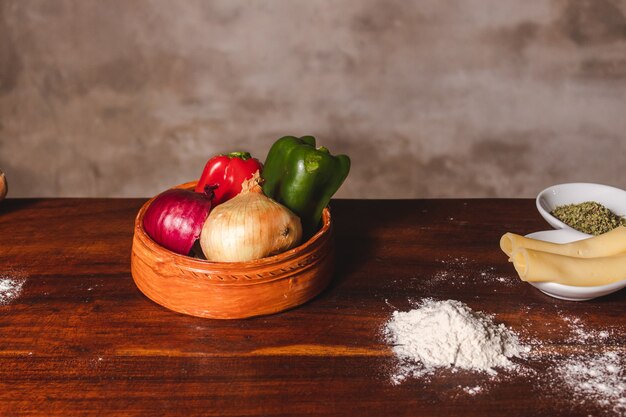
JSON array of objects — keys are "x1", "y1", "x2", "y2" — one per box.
[
  {"x1": 532, "y1": 183, "x2": 626, "y2": 300},
  {"x1": 525, "y1": 229, "x2": 626, "y2": 301},
  {"x1": 536, "y1": 182, "x2": 626, "y2": 234}
]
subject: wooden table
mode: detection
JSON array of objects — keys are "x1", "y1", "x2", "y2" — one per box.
[{"x1": 0, "y1": 198, "x2": 623, "y2": 416}]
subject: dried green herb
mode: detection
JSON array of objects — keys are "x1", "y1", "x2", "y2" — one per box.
[{"x1": 550, "y1": 201, "x2": 626, "y2": 235}]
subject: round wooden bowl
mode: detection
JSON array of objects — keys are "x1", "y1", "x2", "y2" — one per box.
[{"x1": 130, "y1": 182, "x2": 335, "y2": 319}]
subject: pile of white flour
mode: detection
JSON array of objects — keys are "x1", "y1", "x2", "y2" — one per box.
[{"x1": 384, "y1": 299, "x2": 528, "y2": 384}]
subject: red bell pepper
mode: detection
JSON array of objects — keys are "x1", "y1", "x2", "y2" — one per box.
[{"x1": 195, "y1": 151, "x2": 263, "y2": 206}]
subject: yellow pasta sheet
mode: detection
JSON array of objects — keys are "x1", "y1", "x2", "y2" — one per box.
[
  {"x1": 500, "y1": 226, "x2": 626, "y2": 258},
  {"x1": 512, "y1": 248, "x2": 626, "y2": 286}
]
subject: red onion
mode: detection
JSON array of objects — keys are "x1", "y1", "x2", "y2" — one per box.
[{"x1": 143, "y1": 187, "x2": 214, "y2": 255}]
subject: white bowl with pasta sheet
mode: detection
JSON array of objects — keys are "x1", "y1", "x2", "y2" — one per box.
[
  {"x1": 525, "y1": 229, "x2": 626, "y2": 301},
  {"x1": 536, "y1": 182, "x2": 626, "y2": 234}
]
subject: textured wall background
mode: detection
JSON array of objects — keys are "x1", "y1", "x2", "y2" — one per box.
[{"x1": 1, "y1": 0, "x2": 625, "y2": 198}]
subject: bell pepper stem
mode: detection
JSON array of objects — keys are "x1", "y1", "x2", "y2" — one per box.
[{"x1": 226, "y1": 151, "x2": 251, "y2": 160}]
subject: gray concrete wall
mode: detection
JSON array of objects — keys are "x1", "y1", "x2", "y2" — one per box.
[{"x1": 1, "y1": 0, "x2": 625, "y2": 198}]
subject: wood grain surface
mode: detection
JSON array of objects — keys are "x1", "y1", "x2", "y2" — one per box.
[{"x1": 0, "y1": 198, "x2": 623, "y2": 416}]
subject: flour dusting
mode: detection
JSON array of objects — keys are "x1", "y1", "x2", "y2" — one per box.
[
  {"x1": 561, "y1": 314, "x2": 613, "y2": 343},
  {"x1": 431, "y1": 256, "x2": 515, "y2": 288},
  {"x1": 384, "y1": 299, "x2": 528, "y2": 385},
  {"x1": 0, "y1": 274, "x2": 25, "y2": 306},
  {"x1": 554, "y1": 352, "x2": 625, "y2": 414},
  {"x1": 461, "y1": 385, "x2": 483, "y2": 395}
]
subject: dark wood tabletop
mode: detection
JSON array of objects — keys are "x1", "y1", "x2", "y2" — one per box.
[{"x1": 0, "y1": 198, "x2": 623, "y2": 416}]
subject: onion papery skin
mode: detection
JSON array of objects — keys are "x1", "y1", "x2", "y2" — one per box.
[
  {"x1": 143, "y1": 189, "x2": 212, "y2": 255},
  {"x1": 200, "y1": 185, "x2": 302, "y2": 262}
]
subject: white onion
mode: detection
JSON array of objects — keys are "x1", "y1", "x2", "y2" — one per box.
[{"x1": 200, "y1": 173, "x2": 302, "y2": 262}]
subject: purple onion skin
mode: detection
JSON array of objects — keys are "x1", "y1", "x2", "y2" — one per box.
[{"x1": 143, "y1": 189, "x2": 212, "y2": 255}]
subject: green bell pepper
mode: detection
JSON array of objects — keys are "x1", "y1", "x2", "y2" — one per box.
[{"x1": 262, "y1": 136, "x2": 351, "y2": 237}]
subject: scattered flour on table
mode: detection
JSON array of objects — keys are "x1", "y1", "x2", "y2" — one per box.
[
  {"x1": 561, "y1": 314, "x2": 612, "y2": 343},
  {"x1": 387, "y1": 257, "x2": 516, "y2": 292},
  {"x1": 460, "y1": 385, "x2": 483, "y2": 395},
  {"x1": 383, "y1": 299, "x2": 529, "y2": 385},
  {"x1": 540, "y1": 314, "x2": 625, "y2": 415},
  {"x1": 431, "y1": 256, "x2": 515, "y2": 288},
  {"x1": 0, "y1": 273, "x2": 25, "y2": 306},
  {"x1": 552, "y1": 352, "x2": 625, "y2": 415}
]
